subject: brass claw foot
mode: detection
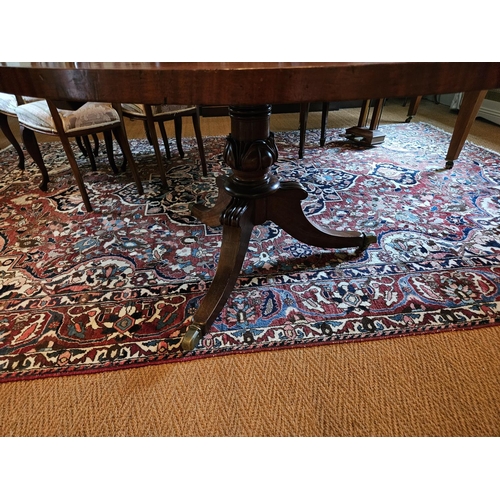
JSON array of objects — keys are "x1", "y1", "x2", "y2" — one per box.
[
  {"x1": 357, "y1": 233, "x2": 377, "y2": 253},
  {"x1": 181, "y1": 324, "x2": 204, "y2": 352}
]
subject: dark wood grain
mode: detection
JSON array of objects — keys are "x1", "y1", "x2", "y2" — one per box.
[{"x1": 1, "y1": 62, "x2": 499, "y2": 105}]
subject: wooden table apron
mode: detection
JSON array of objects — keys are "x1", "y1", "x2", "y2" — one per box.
[{"x1": 1, "y1": 63, "x2": 499, "y2": 350}]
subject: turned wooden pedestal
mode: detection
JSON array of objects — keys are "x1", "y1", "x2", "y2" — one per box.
[{"x1": 182, "y1": 105, "x2": 375, "y2": 350}]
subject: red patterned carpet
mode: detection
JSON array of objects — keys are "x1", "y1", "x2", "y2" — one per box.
[{"x1": 1, "y1": 122, "x2": 500, "y2": 382}]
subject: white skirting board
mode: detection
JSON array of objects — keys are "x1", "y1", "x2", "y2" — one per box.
[
  {"x1": 437, "y1": 92, "x2": 500, "y2": 126},
  {"x1": 477, "y1": 97, "x2": 500, "y2": 126}
]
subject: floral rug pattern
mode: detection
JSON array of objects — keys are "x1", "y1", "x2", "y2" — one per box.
[{"x1": 1, "y1": 122, "x2": 500, "y2": 382}]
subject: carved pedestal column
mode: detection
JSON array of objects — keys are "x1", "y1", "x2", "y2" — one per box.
[{"x1": 182, "y1": 105, "x2": 374, "y2": 351}]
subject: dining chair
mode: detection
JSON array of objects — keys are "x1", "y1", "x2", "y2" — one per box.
[
  {"x1": 1, "y1": 92, "x2": 108, "y2": 173},
  {"x1": 0, "y1": 92, "x2": 42, "y2": 170},
  {"x1": 15, "y1": 99, "x2": 144, "y2": 212},
  {"x1": 121, "y1": 104, "x2": 207, "y2": 187}
]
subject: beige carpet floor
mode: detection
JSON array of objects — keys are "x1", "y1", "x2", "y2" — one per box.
[{"x1": 1, "y1": 98, "x2": 499, "y2": 436}]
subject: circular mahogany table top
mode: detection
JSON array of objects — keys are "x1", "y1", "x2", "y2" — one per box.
[{"x1": 0, "y1": 62, "x2": 499, "y2": 105}]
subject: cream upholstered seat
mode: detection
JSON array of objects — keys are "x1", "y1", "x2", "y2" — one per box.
[
  {"x1": 16, "y1": 99, "x2": 143, "y2": 212},
  {"x1": 0, "y1": 92, "x2": 27, "y2": 115},
  {"x1": 121, "y1": 103, "x2": 207, "y2": 188},
  {"x1": 0, "y1": 92, "x2": 41, "y2": 170},
  {"x1": 17, "y1": 101, "x2": 121, "y2": 134},
  {"x1": 121, "y1": 103, "x2": 195, "y2": 118}
]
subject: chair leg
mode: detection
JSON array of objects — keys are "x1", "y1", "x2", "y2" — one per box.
[
  {"x1": 91, "y1": 133, "x2": 99, "y2": 156},
  {"x1": 173, "y1": 115, "x2": 184, "y2": 158},
  {"x1": 82, "y1": 135, "x2": 97, "y2": 171},
  {"x1": 103, "y1": 130, "x2": 119, "y2": 174},
  {"x1": 0, "y1": 113, "x2": 25, "y2": 170},
  {"x1": 112, "y1": 126, "x2": 144, "y2": 196},
  {"x1": 57, "y1": 133, "x2": 93, "y2": 212},
  {"x1": 20, "y1": 126, "x2": 49, "y2": 190},
  {"x1": 76, "y1": 135, "x2": 99, "y2": 156},
  {"x1": 144, "y1": 106, "x2": 167, "y2": 187},
  {"x1": 320, "y1": 102, "x2": 329, "y2": 147},
  {"x1": 144, "y1": 121, "x2": 153, "y2": 145},
  {"x1": 158, "y1": 122, "x2": 171, "y2": 159},
  {"x1": 298, "y1": 102, "x2": 309, "y2": 159},
  {"x1": 76, "y1": 136, "x2": 88, "y2": 156},
  {"x1": 113, "y1": 133, "x2": 128, "y2": 172},
  {"x1": 191, "y1": 111, "x2": 207, "y2": 176}
]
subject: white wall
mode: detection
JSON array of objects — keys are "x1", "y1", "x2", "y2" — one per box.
[{"x1": 429, "y1": 92, "x2": 500, "y2": 126}]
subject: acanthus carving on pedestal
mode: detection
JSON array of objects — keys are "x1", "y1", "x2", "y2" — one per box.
[{"x1": 223, "y1": 132, "x2": 278, "y2": 173}]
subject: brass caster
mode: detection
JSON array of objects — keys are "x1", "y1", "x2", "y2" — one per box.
[
  {"x1": 431, "y1": 161, "x2": 454, "y2": 173},
  {"x1": 181, "y1": 324, "x2": 203, "y2": 352}
]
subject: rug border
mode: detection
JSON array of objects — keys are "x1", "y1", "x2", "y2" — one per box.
[{"x1": 1, "y1": 320, "x2": 496, "y2": 384}]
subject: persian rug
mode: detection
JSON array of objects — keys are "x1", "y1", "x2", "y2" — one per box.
[{"x1": 1, "y1": 122, "x2": 500, "y2": 382}]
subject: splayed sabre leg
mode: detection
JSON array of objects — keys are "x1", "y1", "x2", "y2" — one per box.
[{"x1": 182, "y1": 105, "x2": 375, "y2": 351}]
